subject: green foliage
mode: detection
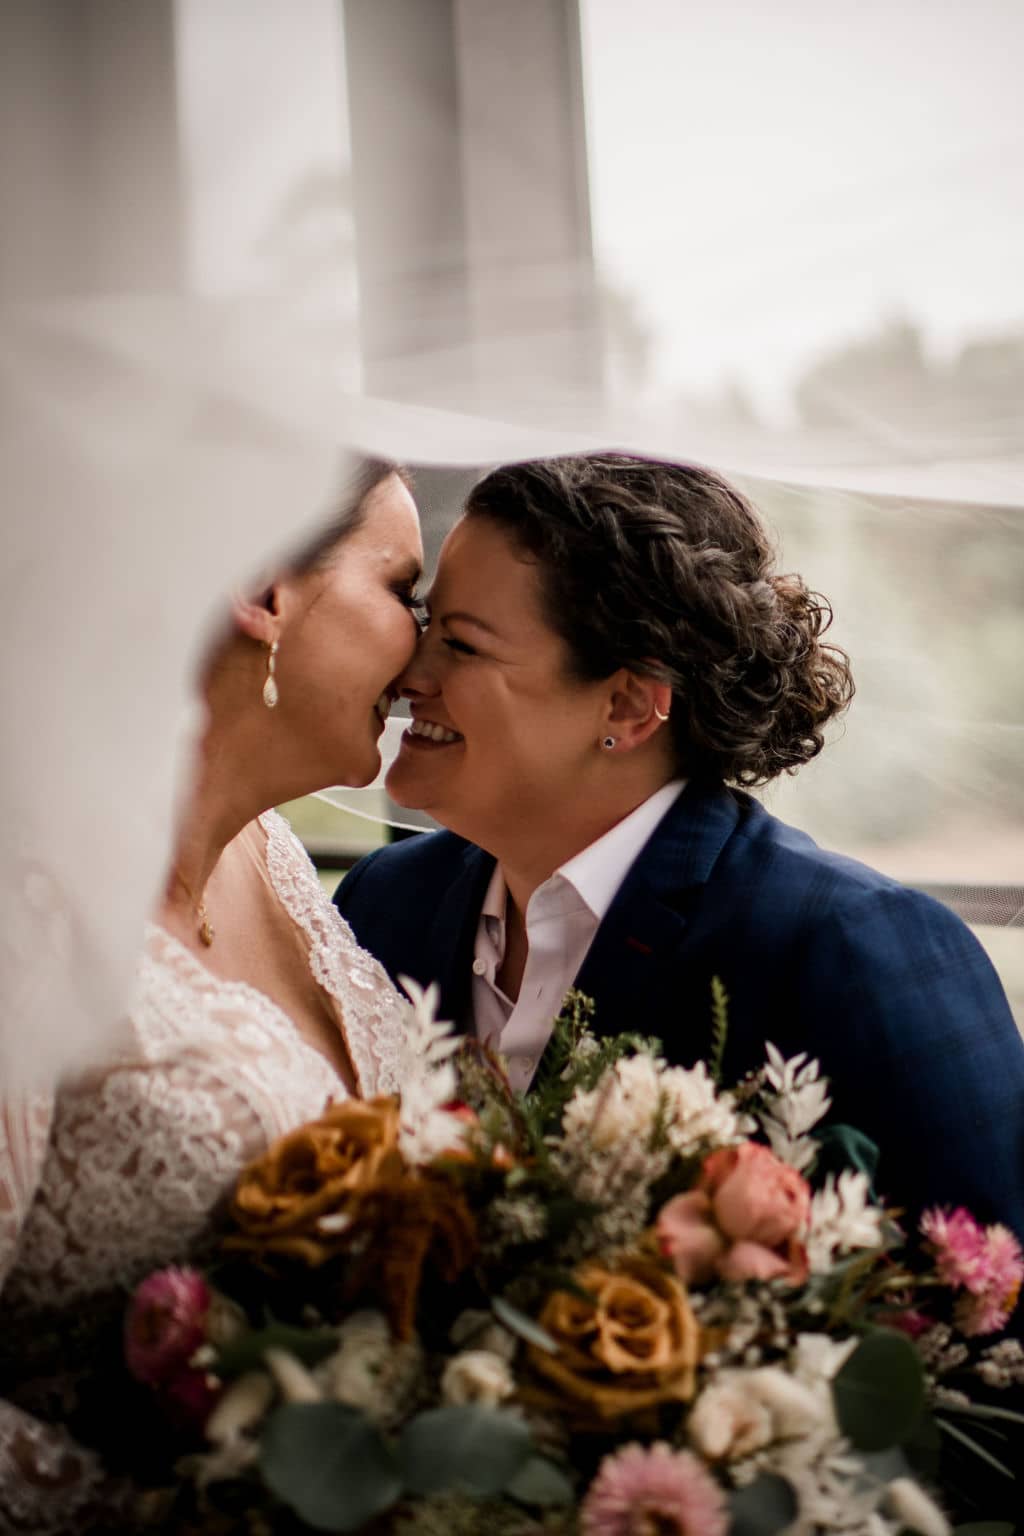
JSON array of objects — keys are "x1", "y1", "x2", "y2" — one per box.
[
  {"x1": 503, "y1": 1456, "x2": 575, "y2": 1508},
  {"x1": 815, "y1": 1122, "x2": 880, "y2": 1187},
  {"x1": 951, "y1": 1525, "x2": 1017, "y2": 1536},
  {"x1": 214, "y1": 1323, "x2": 339, "y2": 1380},
  {"x1": 260, "y1": 1402, "x2": 401, "y2": 1532},
  {"x1": 523, "y1": 989, "x2": 662, "y2": 1142},
  {"x1": 398, "y1": 1405, "x2": 534, "y2": 1498},
  {"x1": 832, "y1": 1328, "x2": 925, "y2": 1452},
  {"x1": 491, "y1": 1295, "x2": 559, "y2": 1353},
  {"x1": 727, "y1": 1474, "x2": 798, "y2": 1536},
  {"x1": 708, "y1": 975, "x2": 730, "y2": 1085}
]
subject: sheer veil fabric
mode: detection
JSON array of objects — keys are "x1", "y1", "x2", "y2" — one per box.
[{"x1": 2, "y1": 3, "x2": 1021, "y2": 1152}]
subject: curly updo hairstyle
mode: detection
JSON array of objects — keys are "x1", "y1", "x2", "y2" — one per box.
[{"x1": 465, "y1": 453, "x2": 854, "y2": 786}]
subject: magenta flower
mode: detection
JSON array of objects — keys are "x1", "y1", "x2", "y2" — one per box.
[
  {"x1": 921, "y1": 1208, "x2": 1024, "y2": 1336},
  {"x1": 124, "y1": 1266, "x2": 211, "y2": 1386},
  {"x1": 580, "y1": 1442, "x2": 729, "y2": 1536},
  {"x1": 163, "y1": 1363, "x2": 222, "y2": 1433}
]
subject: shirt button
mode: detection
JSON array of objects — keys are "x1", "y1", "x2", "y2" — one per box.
[{"x1": 472, "y1": 958, "x2": 487, "y2": 976}]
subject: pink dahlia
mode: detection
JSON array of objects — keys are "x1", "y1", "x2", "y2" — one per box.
[
  {"x1": 124, "y1": 1266, "x2": 211, "y2": 1386},
  {"x1": 921, "y1": 1209, "x2": 1024, "y2": 1337},
  {"x1": 920, "y1": 1208, "x2": 992, "y2": 1293},
  {"x1": 580, "y1": 1442, "x2": 729, "y2": 1536}
]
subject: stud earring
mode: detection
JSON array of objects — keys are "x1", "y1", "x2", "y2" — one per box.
[
  {"x1": 602, "y1": 736, "x2": 617, "y2": 750},
  {"x1": 262, "y1": 640, "x2": 279, "y2": 709},
  {"x1": 654, "y1": 706, "x2": 670, "y2": 722}
]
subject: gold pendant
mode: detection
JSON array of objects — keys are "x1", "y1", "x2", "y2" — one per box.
[{"x1": 198, "y1": 904, "x2": 215, "y2": 946}]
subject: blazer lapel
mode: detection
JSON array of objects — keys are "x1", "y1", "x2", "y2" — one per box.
[
  {"x1": 426, "y1": 841, "x2": 496, "y2": 1030},
  {"x1": 573, "y1": 781, "x2": 743, "y2": 1051}
]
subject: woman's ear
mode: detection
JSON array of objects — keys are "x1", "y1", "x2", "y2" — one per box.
[
  {"x1": 230, "y1": 585, "x2": 280, "y2": 646},
  {"x1": 605, "y1": 670, "x2": 674, "y2": 749}
]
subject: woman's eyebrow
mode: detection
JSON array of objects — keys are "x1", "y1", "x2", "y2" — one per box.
[{"x1": 438, "y1": 608, "x2": 502, "y2": 637}]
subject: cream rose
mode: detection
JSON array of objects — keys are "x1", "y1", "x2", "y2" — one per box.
[{"x1": 441, "y1": 1349, "x2": 516, "y2": 1407}]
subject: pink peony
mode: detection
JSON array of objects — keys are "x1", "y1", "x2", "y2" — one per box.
[
  {"x1": 657, "y1": 1142, "x2": 810, "y2": 1288},
  {"x1": 124, "y1": 1266, "x2": 211, "y2": 1386},
  {"x1": 581, "y1": 1442, "x2": 729, "y2": 1536},
  {"x1": 921, "y1": 1208, "x2": 1024, "y2": 1337}
]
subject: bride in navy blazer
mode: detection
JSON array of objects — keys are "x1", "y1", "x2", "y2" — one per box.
[{"x1": 336, "y1": 453, "x2": 1024, "y2": 1241}]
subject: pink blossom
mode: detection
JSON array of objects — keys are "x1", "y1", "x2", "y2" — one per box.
[
  {"x1": 921, "y1": 1209, "x2": 1024, "y2": 1337},
  {"x1": 657, "y1": 1143, "x2": 810, "y2": 1288},
  {"x1": 163, "y1": 1364, "x2": 222, "y2": 1433},
  {"x1": 877, "y1": 1307, "x2": 934, "y2": 1340},
  {"x1": 124, "y1": 1266, "x2": 211, "y2": 1386},
  {"x1": 581, "y1": 1442, "x2": 729, "y2": 1536},
  {"x1": 920, "y1": 1208, "x2": 991, "y2": 1293}
]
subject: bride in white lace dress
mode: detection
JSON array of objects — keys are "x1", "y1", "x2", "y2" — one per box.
[{"x1": 0, "y1": 460, "x2": 426, "y2": 1531}]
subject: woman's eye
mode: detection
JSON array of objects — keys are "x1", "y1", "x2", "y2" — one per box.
[
  {"x1": 443, "y1": 636, "x2": 477, "y2": 657},
  {"x1": 396, "y1": 589, "x2": 427, "y2": 624}
]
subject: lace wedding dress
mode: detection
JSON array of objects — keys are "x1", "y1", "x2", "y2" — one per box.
[{"x1": 0, "y1": 811, "x2": 410, "y2": 1533}]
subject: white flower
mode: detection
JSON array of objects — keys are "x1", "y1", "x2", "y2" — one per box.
[
  {"x1": 807, "y1": 1170, "x2": 884, "y2": 1272},
  {"x1": 449, "y1": 1309, "x2": 518, "y2": 1363},
  {"x1": 264, "y1": 1348, "x2": 323, "y2": 1403},
  {"x1": 205, "y1": 1370, "x2": 274, "y2": 1445},
  {"x1": 320, "y1": 1309, "x2": 423, "y2": 1428},
  {"x1": 744, "y1": 1367, "x2": 826, "y2": 1440},
  {"x1": 660, "y1": 1061, "x2": 746, "y2": 1153},
  {"x1": 884, "y1": 1477, "x2": 950, "y2": 1536},
  {"x1": 562, "y1": 1054, "x2": 665, "y2": 1151},
  {"x1": 441, "y1": 1349, "x2": 515, "y2": 1407},
  {"x1": 395, "y1": 976, "x2": 465, "y2": 1165},
  {"x1": 758, "y1": 1042, "x2": 831, "y2": 1172},
  {"x1": 791, "y1": 1331, "x2": 858, "y2": 1390},
  {"x1": 688, "y1": 1375, "x2": 774, "y2": 1460}
]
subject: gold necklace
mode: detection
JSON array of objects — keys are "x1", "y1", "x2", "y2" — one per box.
[{"x1": 171, "y1": 867, "x2": 215, "y2": 947}]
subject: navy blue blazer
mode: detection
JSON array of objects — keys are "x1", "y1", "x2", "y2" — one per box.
[{"x1": 335, "y1": 780, "x2": 1024, "y2": 1238}]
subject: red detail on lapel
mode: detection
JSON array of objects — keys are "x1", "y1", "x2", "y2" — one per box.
[{"x1": 625, "y1": 936, "x2": 654, "y2": 955}]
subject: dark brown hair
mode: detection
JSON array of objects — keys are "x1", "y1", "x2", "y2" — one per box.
[{"x1": 465, "y1": 453, "x2": 853, "y2": 786}]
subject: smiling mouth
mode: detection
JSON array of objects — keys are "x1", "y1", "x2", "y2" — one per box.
[{"x1": 404, "y1": 718, "x2": 464, "y2": 747}]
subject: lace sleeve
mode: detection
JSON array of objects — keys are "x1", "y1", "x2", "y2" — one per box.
[
  {"x1": 1, "y1": 1096, "x2": 53, "y2": 1287},
  {"x1": 1, "y1": 1098, "x2": 127, "y2": 1533}
]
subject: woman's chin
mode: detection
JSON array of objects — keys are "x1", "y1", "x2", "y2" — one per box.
[{"x1": 385, "y1": 757, "x2": 434, "y2": 811}]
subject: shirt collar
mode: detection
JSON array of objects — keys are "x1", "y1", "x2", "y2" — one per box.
[
  {"x1": 486, "y1": 778, "x2": 686, "y2": 929},
  {"x1": 559, "y1": 779, "x2": 686, "y2": 921}
]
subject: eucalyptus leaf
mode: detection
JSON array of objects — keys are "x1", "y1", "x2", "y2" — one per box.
[
  {"x1": 492, "y1": 1295, "x2": 558, "y2": 1354},
  {"x1": 856, "y1": 1447, "x2": 911, "y2": 1485},
  {"x1": 504, "y1": 1456, "x2": 575, "y2": 1507},
  {"x1": 814, "y1": 1123, "x2": 880, "y2": 1184},
  {"x1": 260, "y1": 1402, "x2": 401, "y2": 1532},
  {"x1": 833, "y1": 1329, "x2": 925, "y2": 1452},
  {"x1": 728, "y1": 1474, "x2": 797, "y2": 1536},
  {"x1": 399, "y1": 1405, "x2": 533, "y2": 1497},
  {"x1": 901, "y1": 1407, "x2": 942, "y2": 1481},
  {"x1": 951, "y1": 1525, "x2": 1016, "y2": 1535},
  {"x1": 214, "y1": 1323, "x2": 338, "y2": 1379}
]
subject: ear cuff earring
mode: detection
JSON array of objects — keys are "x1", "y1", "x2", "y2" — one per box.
[
  {"x1": 654, "y1": 706, "x2": 670, "y2": 722},
  {"x1": 602, "y1": 736, "x2": 617, "y2": 750},
  {"x1": 262, "y1": 640, "x2": 280, "y2": 709}
]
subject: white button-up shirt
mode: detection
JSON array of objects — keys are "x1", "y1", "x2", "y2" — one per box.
[{"x1": 471, "y1": 780, "x2": 685, "y2": 1091}]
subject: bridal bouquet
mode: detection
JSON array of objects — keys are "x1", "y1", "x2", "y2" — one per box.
[{"x1": 124, "y1": 984, "x2": 1023, "y2": 1535}]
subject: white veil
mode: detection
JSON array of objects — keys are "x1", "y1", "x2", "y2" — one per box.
[{"x1": 2, "y1": 0, "x2": 1021, "y2": 1090}]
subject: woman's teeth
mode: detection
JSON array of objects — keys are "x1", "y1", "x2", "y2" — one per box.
[{"x1": 407, "y1": 719, "x2": 463, "y2": 744}]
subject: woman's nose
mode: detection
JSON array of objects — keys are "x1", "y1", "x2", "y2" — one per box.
[{"x1": 396, "y1": 637, "x2": 439, "y2": 699}]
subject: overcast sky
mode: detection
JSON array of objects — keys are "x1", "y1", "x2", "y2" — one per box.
[{"x1": 581, "y1": 0, "x2": 1024, "y2": 419}]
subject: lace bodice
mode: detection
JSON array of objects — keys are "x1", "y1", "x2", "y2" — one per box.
[{"x1": 0, "y1": 811, "x2": 409, "y2": 1531}]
